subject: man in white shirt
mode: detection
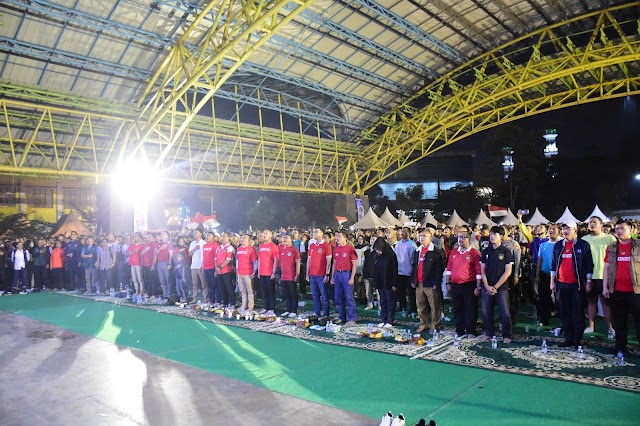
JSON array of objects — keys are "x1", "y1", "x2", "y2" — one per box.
[
  {"x1": 11, "y1": 242, "x2": 30, "y2": 290},
  {"x1": 188, "y1": 229, "x2": 208, "y2": 303}
]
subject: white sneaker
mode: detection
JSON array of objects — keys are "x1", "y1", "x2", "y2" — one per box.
[
  {"x1": 379, "y1": 412, "x2": 393, "y2": 426},
  {"x1": 391, "y1": 414, "x2": 406, "y2": 426},
  {"x1": 281, "y1": 311, "x2": 290, "y2": 317},
  {"x1": 609, "y1": 328, "x2": 616, "y2": 337},
  {"x1": 364, "y1": 305, "x2": 373, "y2": 310},
  {"x1": 287, "y1": 312, "x2": 296, "y2": 318},
  {"x1": 377, "y1": 322, "x2": 386, "y2": 327},
  {"x1": 383, "y1": 323, "x2": 393, "y2": 328},
  {"x1": 267, "y1": 310, "x2": 275, "y2": 316},
  {"x1": 584, "y1": 326, "x2": 595, "y2": 334}
]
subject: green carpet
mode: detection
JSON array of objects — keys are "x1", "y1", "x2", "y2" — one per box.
[{"x1": 2, "y1": 293, "x2": 639, "y2": 425}]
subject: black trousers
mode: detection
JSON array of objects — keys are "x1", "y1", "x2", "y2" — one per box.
[
  {"x1": 396, "y1": 274, "x2": 415, "y2": 313},
  {"x1": 52, "y1": 268, "x2": 65, "y2": 290},
  {"x1": 558, "y1": 282, "x2": 586, "y2": 346},
  {"x1": 34, "y1": 265, "x2": 48, "y2": 289},
  {"x1": 260, "y1": 275, "x2": 276, "y2": 310},
  {"x1": 537, "y1": 272, "x2": 553, "y2": 325},
  {"x1": 219, "y1": 272, "x2": 235, "y2": 306},
  {"x1": 451, "y1": 281, "x2": 478, "y2": 336},
  {"x1": 142, "y1": 266, "x2": 158, "y2": 295},
  {"x1": 282, "y1": 280, "x2": 298, "y2": 313},
  {"x1": 378, "y1": 286, "x2": 396, "y2": 325},
  {"x1": 65, "y1": 264, "x2": 78, "y2": 290},
  {"x1": 611, "y1": 291, "x2": 640, "y2": 352}
]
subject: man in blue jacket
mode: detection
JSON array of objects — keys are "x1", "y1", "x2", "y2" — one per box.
[{"x1": 550, "y1": 221, "x2": 594, "y2": 349}]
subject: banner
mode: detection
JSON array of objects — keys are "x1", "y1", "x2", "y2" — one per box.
[
  {"x1": 133, "y1": 199, "x2": 148, "y2": 233},
  {"x1": 355, "y1": 198, "x2": 364, "y2": 221}
]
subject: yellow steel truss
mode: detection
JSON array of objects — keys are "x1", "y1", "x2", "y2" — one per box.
[
  {"x1": 348, "y1": 2, "x2": 640, "y2": 192},
  {"x1": 0, "y1": 3, "x2": 638, "y2": 194}
]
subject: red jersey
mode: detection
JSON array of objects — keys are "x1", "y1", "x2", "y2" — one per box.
[
  {"x1": 258, "y1": 242, "x2": 279, "y2": 276},
  {"x1": 605, "y1": 242, "x2": 633, "y2": 292},
  {"x1": 141, "y1": 242, "x2": 156, "y2": 267},
  {"x1": 558, "y1": 241, "x2": 578, "y2": 284},
  {"x1": 333, "y1": 244, "x2": 357, "y2": 271},
  {"x1": 307, "y1": 241, "x2": 332, "y2": 276},
  {"x1": 202, "y1": 242, "x2": 219, "y2": 270},
  {"x1": 216, "y1": 243, "x2": 235, "y2": 274},
  {"x1": 127, "y1": 244, "x2": 143, "y2": 267},
  {"x1": 155, "y1": 242, "x2": 173, "y2": 263},
  {"x1": 236, "y1": 245, "x2": 257, "y2": 275},
  {"x1": 417, "y1": 246, "x2": 428, "y2": 284},
  {"x1": 446, "y1": 246, "x2": 481, "y2": 284},
  {"x1": 279, "y1": 245, "x2": 300, "y2": 281}
]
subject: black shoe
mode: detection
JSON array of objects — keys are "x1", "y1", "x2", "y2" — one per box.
[{"x1": 558, "y1": 341, "x2": 572, "y2": 348}]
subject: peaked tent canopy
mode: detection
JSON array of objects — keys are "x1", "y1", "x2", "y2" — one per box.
[
  {"x1": 447, "y1": 210, "x2": 469, "y2": 227},
  {"x1": 526, "y1": 208, "x2": 551, "y2": 226},
  {"x1": 499, "y1": 209, "x2": 520, "y2": 226},
  {"x1": 380, "y1": 207, "x2": 403, "y2": 227},
  {"x1": 52, "y1": 211, "x2": 90, "y2": 237},
  {"x1": 350, "y1": 207, "x2": 392, "y2": 229},
  {"x1": 584, "y1": 205, "x2": 610, "y2": 223},
  {"x1": 473, "y1": 210, "x2": 496, "y2": 226},
  {"x1": 556, "y1": 207, "x2": 581, "y2": 224},
  {"x1": 420, "y1": 212, "x2": 439, "y2": 227},
  {"x1": 398, "y1": 212, "x2": 416, "y2": 226}
]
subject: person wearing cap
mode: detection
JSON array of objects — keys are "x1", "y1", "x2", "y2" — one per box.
[
  {"x1": 582, "y1": 216, "x2": 616, "y2": 336},
  {"x1": 603, "y1": 220, "x2": 640, "y2": 354},
  {"x1": 550, "y1": 221, "x2": 594, "y2": 349},
  {"x1": 480, "y1": 226, "x2": 514, "y2": 343}
]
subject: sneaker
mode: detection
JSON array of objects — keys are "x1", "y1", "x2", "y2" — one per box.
[
  {"x1": 608, "y1": 328, "x2": 616, "y2": 338},
  {"x1": 364, "y1": 305, "x2": 373, "y2": 310},
  {"x1": 287, "y1": 312, "x2": 297, "y2": 318},
  {"x1": 377, "y1": 322, "x2": 386, "y2": 327},
  {"x1": 380, "y1": 412, "x2": 393, "y2": 426},
  {"x1": 383, "y1": 323, "x2": 393, "y2": 328},
  {"x1": 583, "y1": 326, "x2": 595, "y2": 334},
  {"x1": 266, "y1": 310, "x2": 275, "y2": 316},
  {"x1": 281, "y1": 311, "x2": 290, "y2": 317},
  {"x1": 391, "y1": 414, "x2": 406, "y2": 426},
  {"x1": 345, "y1": 321, "x2": 357, "y2": 326}
]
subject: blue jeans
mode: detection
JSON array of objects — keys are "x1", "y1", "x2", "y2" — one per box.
[
  {"x1": 310, "y1": 275, "x2": 329, "y2": 317},
  {"x1": 334, "y1": 271, "x2": 356, "y2": 322},
  {"x1": 12, "y1": 268, "x2": 27, "y2": 289},
  {"x1": 204, "y1": 268, "x2": 218, "y2": 304},
  {"x1": 156, "y1": 261, "x2": 170, "y2": 296},
  {"x1": 482, "y1": 288, "x2": 511, "y2": 338},
  {"x1": 378, "y1": 286, "x2": 395, "y2": 325},
  {"x1": 558, "y1": 282, "x2": 586, "y2": 345}
]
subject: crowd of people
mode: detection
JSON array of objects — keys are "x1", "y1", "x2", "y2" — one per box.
[{"x1": 1, "y1": 212, "x2": 638, "y2": 355}]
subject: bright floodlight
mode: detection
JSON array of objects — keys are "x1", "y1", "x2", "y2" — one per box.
[
  {"x1": 635, "y1": 174, "x2": 640, "y2": 181},
  {"x1": 112, "y1": 159, "x2": 160, "y2": 202}
]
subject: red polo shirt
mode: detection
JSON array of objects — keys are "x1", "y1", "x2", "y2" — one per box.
[
  {"x1": 558, "y1": 241, "x2": 578, "y2": 284},
  {"x1": 279, "y1": 245, "x2": 300, "y2": 281},
  {"x1": 127, "y1": 244, "x2": 143, "y2": 267},
  {"x1": 156, "y1": 242, "x2": 173, "y2": 263},
  {"x1": 202, "y1": 242, "x2": 219, "y2": 270},
  {"x1": 141, "y1": 242, "x2": 156, "y2": 267},
  {"x1": 308, "y1": 241, "x2": 332, "y2": 276},
  {"x1": 216, "y1": 244, "x2": 235, "y2": 274},
  {"x1": 605, "y1": 242, "x2": 633, "y2": 292},
  {"x1": 333, "y1": 244, "x2": 357, "y2": 271},
  {"x1": 258, "y1": 242, "x2": 279, "y2": 276},
  {"x1": 446, "y1": 246, "x2": 481, "y2": 284}
]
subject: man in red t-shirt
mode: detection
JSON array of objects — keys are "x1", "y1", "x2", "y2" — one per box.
[
  {"x1": 127, "y1": 234, "x2": 145, "y2": 296},
  {"x1": 258, "y1": 229, "x2": 279, "y2": 315},
  {"x1": 331, "y1": 230, "x2": 358, "y2": 325},
  {"x1": 154, "y1": 231, "x2": 173, "y2": 297},
  {"x1": 604, "y1": 220, "x2": 640, "y2": 354},
  {"x1": 216, "y1": 232, "x2": 236, "y2": 307},
  {"x1": 236, "y1": 234, "x2": 257, "y2": 313},
  {"x1": 445, "y1": 225, "x2": 482, "y2": 337},
  {"x1": 141, "y1": 234, "x2": 158, "y2": 296},
  {"x1": 279, "y1": 234, "x2": 301, "y2": 317},
  {"x1": 202, "y1": 232, "x2": 220, "y2": 305},
  {"x1": 306, "y1": 228, "x2": 332, "y2": 317}
]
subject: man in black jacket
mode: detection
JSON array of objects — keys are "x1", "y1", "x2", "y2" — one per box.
[
  {"x1": 411, "y1": 229, "x2": 445, "y2": 333},
  {"x1": 550, "y1": 221, "x2": 594, "y2": 349},
  {"x1": 372, "y1": 237, "x2": 398, "y2": 328}
]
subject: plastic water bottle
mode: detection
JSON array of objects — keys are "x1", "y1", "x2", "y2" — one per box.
[
  {"x1": 401, "y1": 308, "x2": 406, "y2": 318},
  {"x1": 525, "y1": 325, "x2": 530, "y2": 333},
  {"x1": 541, "y1": 339, "x2": 548, "y2": 354},
  {"x1": 608, "y1": 329, "x2": 615, "y2": 340},
  {"x1": 491, "y1": 336, "x2": 498, "y2": 349},
  {"x1": 433, "y1": 330, "x2": 439, "y2": 342},
  {"x1": 453, "y1": 335, "x2": 459, "y2": 347},
  {"x1": 577, "y1": 346, "x2": 584, "y2": 360},
  {"x1": 368, "y1": 323, "x2": 373, "y2": 333},
  {"x1": 125, "y1": 287, "x2": 130, "y2": 299},
  {"x1": 617, "y1": 351, "x2": 625, "y2": 366}
]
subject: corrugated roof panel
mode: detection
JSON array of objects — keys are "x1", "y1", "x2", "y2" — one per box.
[
  {"x1": 17, "y1": 20, "x2": 63, "y2": 48},
  {"x1": 2, "y1": 57, "x2": 45, "y2": 86},
  {"x1": 56, "y1": 28, "x2": 99, "y2": 56},
  {"x1": 110, "y1": 0, "x2": 151, "y2": 27},
  {"x1": 38, "y1": 64, "x2": 80, "y2": 92},
  {"x1": 89, "y1": 38, "x2": 128, "y2": 64}
]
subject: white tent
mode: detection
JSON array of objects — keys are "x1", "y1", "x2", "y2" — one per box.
[
  {"x1": 447, "y1": 209, "x2": 469, "y2": 227},
  {"x1": 556, "y1": 206, "x2": 581, "y2": 224},
  {"x1": 473, "y1": 209, "x2": 496, "y2": 226},
  {"x1": 499, "y1": 208, "x2": 520, "y2": 226},
  {"x1": 584, "y1": 204, "x2": 610, "y2": 223},
  {"x1": 398, "y1": 212, "x2": 416, "y2": 227},
  {"x1": 526, "y1": 208, "x2": 551, "y2": 226},
  {"x1": 350, "y1": 207, "x2": 392, "y2": 229},
  {"x1": 420, "y1": 211, "x2": 438, "y2": 227},
  {"x1": 380, "y1": 207, "x2": 403, "y2": 227}
]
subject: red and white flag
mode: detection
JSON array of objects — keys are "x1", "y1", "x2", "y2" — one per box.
[
  {"x1": 488, "y1": 205, "x2": 508, "y2": 217},
  {"x1": 335, "y1": 216, "x2": 348, "y2": 225}
]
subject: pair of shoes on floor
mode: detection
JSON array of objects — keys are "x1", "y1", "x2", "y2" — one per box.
[
  {"x1": 376, "y1": 322, "x2": 393, "y2": 328},
  {"x1": 413, "y1": 420, "x2": 437, "y2": 426},
  {"x1": 380, "y1": 412, "x2": 405, "y2": 426}
]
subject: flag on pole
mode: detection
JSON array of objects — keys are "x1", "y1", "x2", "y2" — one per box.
[
  {"x1": 336, "y1": 216, "x2": 348, "y2": 225},
  {"x1": 488, "y1": 205, "x2": 508, "y2": 217}
]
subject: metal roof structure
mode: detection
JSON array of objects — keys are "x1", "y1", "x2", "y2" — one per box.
[{"x1": 0, "y1": 0, "x2": 639, "y2": 193}]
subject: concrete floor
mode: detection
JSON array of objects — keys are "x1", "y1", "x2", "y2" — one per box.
[{"x1": 0, "y1": 311, "x2": 375, "y2": 426}]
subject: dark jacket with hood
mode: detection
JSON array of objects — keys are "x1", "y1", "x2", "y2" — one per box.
[{"x1": 371, "y1": 239, "x2": 397, "y2": 290}]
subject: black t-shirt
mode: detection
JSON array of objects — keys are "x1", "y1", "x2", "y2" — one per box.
[
  {"x1": 479, "y1": 236, "x2": 490, "y2": 252},
  {"x1": 481, "y1": 244, "x2": 514, "y2": 290}
]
